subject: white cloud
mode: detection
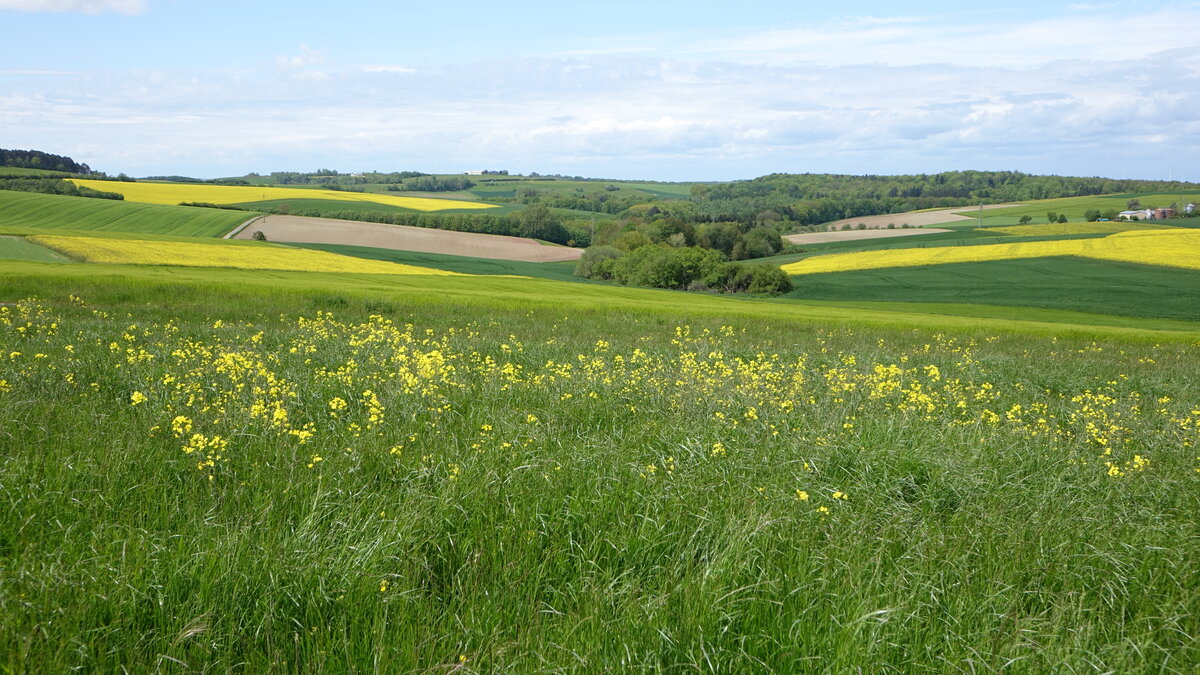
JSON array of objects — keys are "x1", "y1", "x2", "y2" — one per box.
[
  {"x1": 275, "y1": 44, "x2": 327, "y2": 69},
  {"x1": 2, "y1": 8, "x2": 1198, "y2": 181},
  {"x1": 359, "y1": 65, "x2": 417, "y2": 75},
  {"x1": 0, "y1": 0, "x2": 145, "y2": 14},
  {"x1": 659, "y1": 8, "x2": 1200, "y2": 68}
]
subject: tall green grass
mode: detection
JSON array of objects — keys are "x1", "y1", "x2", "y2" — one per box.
[
  {"x1": 5, "y1": 260, "x2": 1199, "y2": 341},
  {"x1": 1, "y1": 275, "x2": 1198, "y2": 672}
]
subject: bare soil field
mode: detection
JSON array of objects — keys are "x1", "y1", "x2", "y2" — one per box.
[
  {"x1": 784, "y1": 228, "x2": 953, "y2": 245},
  {"x1": 232, "y1": 215, "x2": 583, "y2": 263},
  {"x1": 820, "y1": 204, "x2": 1024, "y2": 231}
]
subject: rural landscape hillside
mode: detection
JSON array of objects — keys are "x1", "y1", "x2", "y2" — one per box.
[
  {"x1": 3, "y1": 147, "x2": 1200, "y2": 672},
  {"x1": 3, "y1": 1, "x2": 1200, "y2": 670}
]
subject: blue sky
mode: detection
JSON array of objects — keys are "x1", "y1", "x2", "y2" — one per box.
[{"x1": 1, "y1": 0, "x2": 1197, "y2": 181}]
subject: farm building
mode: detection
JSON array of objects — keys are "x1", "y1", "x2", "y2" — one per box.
[{"x1": 1118, "y1": 208, "x2": 1174, "y2": 221}]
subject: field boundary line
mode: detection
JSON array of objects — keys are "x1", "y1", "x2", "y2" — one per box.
[{"x1": 223, "y1": 215, "x2": 265, "y2": 239}]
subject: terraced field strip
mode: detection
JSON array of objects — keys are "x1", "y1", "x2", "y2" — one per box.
[
  {"x1": 68, "y1": 179, "x2": 499, "y2": 212},
  {"x1": 235, "y1": 214, "x2": 584, "y2": 262},
  {"x1": 783, "y1": 229, "x2": 1200, "y2": 275},
  {"x1": 28, "y1": 234, "x2": 462, "y2": 276}
]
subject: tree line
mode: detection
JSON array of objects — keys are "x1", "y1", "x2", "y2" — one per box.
[
  {"x1": 0, "y1": 148, "x2": 93, "y2": 174},
  {"x1": 0, "y1": 177, "x2": 123, "y2": 200},
  {"x1": 684, "y1": 171, "x2": 1200, "y2": 226}
]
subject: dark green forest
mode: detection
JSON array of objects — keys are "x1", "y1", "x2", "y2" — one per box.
[
  {"x1": 686, "y1": 171, "x2": 1199, "y2": 225},
  {"x1": 0, "y1": 148, "x2": 92, "y2": 174}
]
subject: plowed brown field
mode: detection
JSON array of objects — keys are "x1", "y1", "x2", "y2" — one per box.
[
  {"x1": 232, "y1": 215, "x2": 583, "y2": 263},
  {"x1": 819, "y1": 204, "x2": 1024, "y2": 231}
]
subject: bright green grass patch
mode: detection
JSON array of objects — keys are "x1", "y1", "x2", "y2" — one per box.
[
  {"x1": 0, "y1": 189, "x2": 249, "y2": 238},
  {"x1": 292, "y1": 242, "x2": 585, "y2": 282},
  {"x1": 783, "y1": 256, "x2": 1200, "y2": 322},
  {"x1": 1, "y1": 273, "x2": 1198, "y2": 672},
  {"x1": 0, "y1": 236, "x2": 73, "y2": 263},
  {"x1": 982, "y1": 221, "x2": 1174, "y2": 237},
  {"x1": 764, "y1": 228, "x2": 1131, "y2": 266},
  {"x1": 4, "y1": 260, "x2": 1199, "y2": 343},
  {"x1": 0, "y1": 167, "x2": 76, "y2": 177}
]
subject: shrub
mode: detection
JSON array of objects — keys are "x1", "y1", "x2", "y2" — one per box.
[
  {"x1": 612, "y1": 230, "x2": 653, "y2": 252},
  {"x1": 744, "y1": 264, "x2": 794, "y2": 294},
  {"x1": 610, "y1": 245, "x2": 724, "y2": 290},
  {"x1": 574, "y1": 246, "x2": 623, "y2": 279}
]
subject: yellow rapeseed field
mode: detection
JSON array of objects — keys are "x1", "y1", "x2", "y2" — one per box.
[
  {"x1": 984, "y1": 222, "x2": 1173, "y2": 237},
  {"x1": 69, "y1": 179, "x2": 497, "y2": 212},
  {"x1": 783, "y1": 229, "x2": 1200, "y2": 275},
  {"x1": 28, "y1": 235, "x2": 461, "y2": 275}
]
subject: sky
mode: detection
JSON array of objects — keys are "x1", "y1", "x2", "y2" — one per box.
[{"x1": 1, "y1": 0, "x2": 1198, "y2": 181}]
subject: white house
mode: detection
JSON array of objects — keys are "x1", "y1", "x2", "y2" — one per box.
[{"x1": 1117, "y1": 210, "x2": 1153, "y2": 221}]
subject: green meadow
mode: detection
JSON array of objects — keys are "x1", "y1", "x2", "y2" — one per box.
[
  {"x1": 0, "y1": 236, "x2": 73, "y2": 263},
  {"x1": 3, "y1": 185, "x2": 1200, "y2": 672},
  {"x1": 3, "y1": 258, "x2": 1200, "y2": 672},
  {"x1": 0, "y1": 167, "x2": 77, "y2": 178}
]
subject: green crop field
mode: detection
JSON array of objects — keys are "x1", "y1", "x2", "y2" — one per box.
[
  {"x1": 0, "y1": 190, "x2": 249, "y2": 237},
  {"x1": 0, "y1": 167, "x2": 76, "y2": 178},
  {"x1": 466, "y1": 176, "x2": 693, "y2": 202},
  {"x1": 0, "y1": 235, "x2": 74, "y2": 262},
  {"x1": 292, "y1": 242, "x2": 584, "y2": 282},
  {"x1": 783, "y1": 256, "x2": 1200, "y2": 321},
  {"x1": 767, "y1": 225, "x2": 1134, "y2": 266}
]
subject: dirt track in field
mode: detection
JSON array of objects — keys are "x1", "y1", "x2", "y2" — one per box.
[
  {"x1": 818, "y1": 204, "x2": 1025, "y2": 231},
  {"x1": 233, "y1": 215, "x2": 584, "y2": 263},
  {"x1": 784, "y1": 228, "x2": 954, "y2": 245}
]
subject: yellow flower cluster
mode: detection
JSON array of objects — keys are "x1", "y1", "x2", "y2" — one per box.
[
  {"x1": 4, "y1": 299, "x2": 1195, "y2": 491},
  {"x1": 27, "y1": 235, "x2": 460, "y2": 276},
  {"x1": 68, "y1": 179, "x2": 497, "y2": 212},
  {"x1": 783, "y1": 229, "x2": 1200, "y2": 275}
]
